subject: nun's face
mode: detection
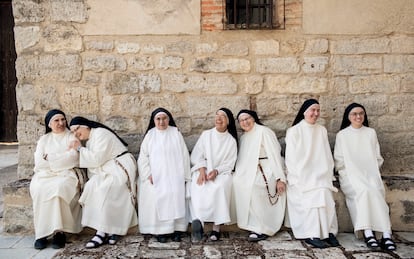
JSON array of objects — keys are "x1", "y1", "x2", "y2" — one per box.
[
  {"x1": 215, "y1": 110, "x2": 228, "y2": 133},
  {"x1": 348, "y1": 107, "x2": 365, "y2": 128},
  {"x1": 71, "y1": 125, "x2": 91, "y2": 141},
  {"x1": 154, "y1": 113, "x2": 169, "y2": 130},
  {"x1": 49, "y1": 114, "x2": 66, "y2": 134},
  {"x1": 304, "y1": 104, "x2": 320, "y2": 124},
  {"x1": 238, "y1": 113, "x2": 254, "y2": 132}
]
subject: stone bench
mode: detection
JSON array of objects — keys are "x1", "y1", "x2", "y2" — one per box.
[{"x1": 3, "y1": 175, "x2": 414, "y2": 235}]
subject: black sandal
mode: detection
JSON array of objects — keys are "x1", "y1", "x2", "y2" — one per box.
[
  {"x1": 248, "y1": 232, "x2": 267, "y2": 242},
  {"x1": 85, "y1": 234, "x2": 107, "y2": 248},
  {"x1": 380, "y1": 237, "x2": 396, "y2": 251},
  {"x1": 108, "y1": 234, "x2": 120, "y2": 245},
  {"x1": 364, "y1": 235, "x2": 380, "y2": 250},
  {"x1": 209, "y1": 231, "x2": 221, "y2": 241}
]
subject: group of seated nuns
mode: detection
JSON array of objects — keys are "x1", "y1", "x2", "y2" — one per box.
[{"x1": 30, "y1": 99, "x2": 396, "y2": 252}]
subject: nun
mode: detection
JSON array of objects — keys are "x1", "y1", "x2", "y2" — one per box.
[
  {"x1": 232, "y1": 109, "x2": 286, "y2": 242},
  {"x1": 189, "y1": 108, "x2": 238, "y2": 242},
  {"x1": 334, "y1": 103, "x2": 396, "y2": 251},
  {"x1": 30, "y1": 109, "x2": 83, "y2": 249},
  {"x1": 285, "y1": 99, "x2": 339, "y2": 248},
  {"x1": 137, "y1": 108, "x2": 191, "y2": 243},
  {"x1": 69, "y1": 116, "x2": 138, "y2": 248}
]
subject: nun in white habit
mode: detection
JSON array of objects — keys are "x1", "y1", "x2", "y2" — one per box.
[
  {"x1": 334, "y1": 103, "x2": 396, "y2": 251},
  {"x1": 189, "y1": 108, "x2": 238, "y2": 242},
  {"x1": 285, "y1": 99, "x2": 339, "y2": 249},
  {"x1": 69, "y1": 116, "x2": 138, "y2": 248},
  {"x1": 30, "y1": 109, "x2": 82, "y2": 250},
  {"x1": 137, "y1": 108, "x2": 191, "y2": 243},
  {"x1": 232, "y1": 110, "x2": 286, "y2": 242}
]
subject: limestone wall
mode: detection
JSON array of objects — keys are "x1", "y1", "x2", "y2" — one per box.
[{"x1": 10, "y1": 0, "x2": 414, "y2": 232}]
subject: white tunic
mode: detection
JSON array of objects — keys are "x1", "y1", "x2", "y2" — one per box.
[
  {"x1": 79, "y1": 128, "x2": 138, "y2": 235},
  {"x1": 137, "y1": 126, "x2": 191, "y2": 235},
  {"x1": 285, "y1": 120, "x2": 338, "y2": 239},
  {"x1": 189, "y1": 128, "x2": 237, "y2": 225},
  {"x1": 334, "y1": 126, "x2": 391, "y2": 238},
  {"x1": 30, "y1": 129, "x2": 82, "y2": 239},
  {"x1": 232, "y1": 124, "x2": 286, "y2": 236}
]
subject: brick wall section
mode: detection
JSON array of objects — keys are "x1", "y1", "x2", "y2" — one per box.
[{"x1": 201, "y1": 0, "x2": 224, "y2": 31}]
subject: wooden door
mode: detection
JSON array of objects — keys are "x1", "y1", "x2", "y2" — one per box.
[{"x1": 0, "y1": 0, "x2": 18, "y2": 142}]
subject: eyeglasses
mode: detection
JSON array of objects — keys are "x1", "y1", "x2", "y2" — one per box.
[
  {"x1": 238, "y1": 116, "x2": 252, "y2": 123},
  {"x1": 349, "y1": 111, "x2": 365, "y2": 117}
]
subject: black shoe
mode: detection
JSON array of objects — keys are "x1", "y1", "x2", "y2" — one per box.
[
  {"x1": 34, "y1": 237, "x2": 48, "y2": 250},
  {"x1": 248, "y1": 232, "x2": 268, "y2": 242},
  {"x1": 324, "y1": 233, "x2": 340, "y2": 247},
  {"x1": 51, "y1": 232, "x2": 66, "y2": 249},
  {"x1": 191, "y1": 219, "x2": 203, "y2": 242},
  {"x1": 380, "y1": 237, "x2": 396, "y2": 251},
  {"x1": 209, "y1": 231, "x2": 221, "y2": 241},
  {"x1": 305, "y1": 238, "x2": 329, "y2": 248},
  {"x1": 172, "y1": 231, "x2": 182, "y2": 242},
  {"x1": 156, "y1": 234, "x2": 168, "y2": 243}
]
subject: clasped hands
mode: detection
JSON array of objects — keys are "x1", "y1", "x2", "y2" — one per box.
[{"x1": 197, "y1": 167, "x2": 217, "y2": 185}]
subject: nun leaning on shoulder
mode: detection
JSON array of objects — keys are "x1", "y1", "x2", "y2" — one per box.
[
  {"x1": 285, "y1": 99, "x2": 339, "y2": 249},
  {"x1": 137, "y1": 108, "x2": 191, "y2": 243},
  {"x1": 30, "y1": 109, "x2": 83, "y2": 250},
  {"x1": 232, "y1": 109, "x2": 287, "y2": 242},
  {"x1": 69, "y1": 116, "x2": 138, "y2": 248}
]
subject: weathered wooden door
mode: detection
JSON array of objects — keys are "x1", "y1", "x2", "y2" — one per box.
[{"x1": 0, "y1": 0, "x2": 18, "y2": 142}]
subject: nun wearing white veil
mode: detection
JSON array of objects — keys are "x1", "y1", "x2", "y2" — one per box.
[{"x1": 137, "y1": 108, "x2": 191, "y2": 243}]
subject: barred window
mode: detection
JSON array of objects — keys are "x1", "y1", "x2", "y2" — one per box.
[{"x1": 226, "y1": 0, "x2": 282, "y2": 29}]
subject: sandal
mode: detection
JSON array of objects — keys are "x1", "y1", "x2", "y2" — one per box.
[
  {"x1": 108, "y1": 234, "x2": 120, "y2": 245},
  {"x1": 85, "y1": 234, "x2": 107, "y2": 249},
  {"x1": 209, "y1": 231, "x2": 221, "y2": 241},
  {"x1": 364, "y1": 235, "x2": 380, "y2": 250},
  {"x1": 248, "y1": 232, "x2": 267, "y2": 242},
  {"x1": 380, "y1": 237, "x2": 396, "y2": 251}
]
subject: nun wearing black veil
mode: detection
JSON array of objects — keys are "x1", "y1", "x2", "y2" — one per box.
[
  {"x1": 188, "y1": 108, "x2": 238, "y2": 242},
  {"x1": 137, "y1": 108, "x2": 191, "y2": 243},
  {"x1": 285, "y1": 99, "x2": 339, "y2": 249},
  {"x1": 334, "y1": 103, "x2": 396, "y2": 251},
  {"x1": 69, "y1": 116, "x2": 138, "y2": 248},
  {"x1": 30, "y1": 109, "x2": 82, "y2": 250}
]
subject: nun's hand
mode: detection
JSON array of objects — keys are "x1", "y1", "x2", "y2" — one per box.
[
  {"x1": 207, "y1": 169, "x2": 218, "y2": 181},
  {"x1": 197, "y1": 168, "x2": 207, "y2": 185},
  {"x1": 149, "y1": 175, "x2": 153, "y2": 185},
  {"x1": 276, "y1": 180, "x2": 286, "y2": 194}
]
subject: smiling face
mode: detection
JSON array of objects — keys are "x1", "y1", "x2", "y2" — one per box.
[
  {"x1": 348, "y1": 107, "x2": 365, "y2": 129},
  {"x1": 304, "y1": 104, "x2": 320, "y2": 125},
  {"x1": 70, "y1": 125, "x2": 91, "y2": 141},
  {"x1": 215, "y1": 110, "x2": 229, "y2": 133},
  {"x1": 238, "y1": 113, "x2": 254, "y2": 132},
  {"x1": 49, "y1": 114, "x2": 67, "y2": 134},
  {"x1": 154, "y1": 113, "x2": 169, "y2": 130}
]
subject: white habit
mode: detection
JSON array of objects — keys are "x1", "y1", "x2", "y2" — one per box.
[
  {"x1": 30, "y1": 129, "x2": 82, "y2": 239},
  {"x1": 334, "y1": 126, "x2": 391, "y2": 238},
  {"x1": 232, "y1": 124, "x2": 286, "y2": 236},
  {"x1": 137, "y1": 126, "x2": 191, "y2": 235},
  {"x1": 79, "y1": 128, "x2": 138, "y2": 235},
  {"x1": 189, "y1": 128, "x2": 237, "y2": 225},
  {"x1": 285, "y1": 120, "x2": 338, "y2": 239}
]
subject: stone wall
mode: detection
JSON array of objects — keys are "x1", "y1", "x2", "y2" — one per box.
[{"x1": 8, "y1": 0, "x2": 414, "y2": 233}]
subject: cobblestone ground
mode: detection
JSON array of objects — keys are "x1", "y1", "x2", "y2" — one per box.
[{"x1": 54, "y1": 230, "x2": 413, "y2": 259}]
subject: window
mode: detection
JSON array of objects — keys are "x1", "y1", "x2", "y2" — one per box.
[{"x1": 225, "y1": 0, "x2": 283, "y2": 29}]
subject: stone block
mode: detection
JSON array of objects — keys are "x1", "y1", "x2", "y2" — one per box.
[
  {"x1": 15, "y1": 84, "x2": 36, "y2": 112},
  {"x1": 302, "y1": 56, "x2": 329, "y2": 73},
  {"x1": 390, "y1": 36, "x2": 414, "y2": 53},
  {"x1": 83, "y1": 55, "x2": 126, "y2": 72},
  {"x1": 12, "y1": 0, "x2": 45, "y2": 23},
  {"x1": 116, "y1": 42, "x2": 140, "y2": 54},
  {"x1": 280, "y1": 39, "x2": 305, "y2": 55},
  {"x1": 43, "y1": 24, "x2": 83, "y2": 52},
  {"x1": 50, "y1": 0, "x2": 88, "y2": 23},
  {"x1": 16, "y1": 54, "x2": 82, "y2": 82},
  {"x1": 127, "y1": 56, "x2": 154, "y2": 71},
  {"x1": 256, "y1": 57, "x2": 299, "y2": 74},
  {"x1": 17, "y1": 116, "x2": 43, "y2": 146},
  {"x1": 252, "y1": 40, "x2": 279, "y2": 55},
  {"x1": 13, "y1": 26, "x2": 40, "y2": 53},
  {"x1": 84, "y1": 40, "x2": 114, "y2": 51},
  {"x1": 244, "y1": 75, "x2": 264, "y2": 94},
  {"x1": 166, "y1": 41, "x2": 194, "y2": 54},
  {"x1": 196, "y1": 42, "x2": 218, "y2": 54},
  {"x1": 266, "y1": 75, "x2": 328, "y2": 94},
  {"x1": 219, "y1": 42, "x2": 249, "y2": 56},
  {"x1": 157, "y1": 56, "x2": 184, "y2": 70},
  {"x1": 401, "y1": 73, "x2": 414, "y2": 93},
  {"x1": 119, "y1": 94, "x2": 184, "y2": 117},
  {"x1": 107, "y1": 73, "x2": 161, "y2": 95},
  {"x1": 3, "y1": 179, "x2": 33, "y2": 235},
  {"x1": 162, "y1": 74, "x2": 237, "y2": 94},
  {"x1": 331, "y1": 38, "x2": 390, "y2": 54},
  {"x1": 333, "y1": 56, "x2": 382, "y2": 75},
  {"x1": 190, "y1": 57, "x2": 250, "y2": 73},
  {"x1": 349, "y1": 75, "x2": 399, "y2": 94},
  {"x1": 186, "y1": 96, "x2": 249, "y2": 117},
  {"x1": 304, "y1": 39, "x2": 329, "y2": 54},
  {"x1": 141, "y1": 44, "x2": 164, "y2": 54},
  {"x1": 384, "y1": 55, "x2": 414, "y2": 73}
]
